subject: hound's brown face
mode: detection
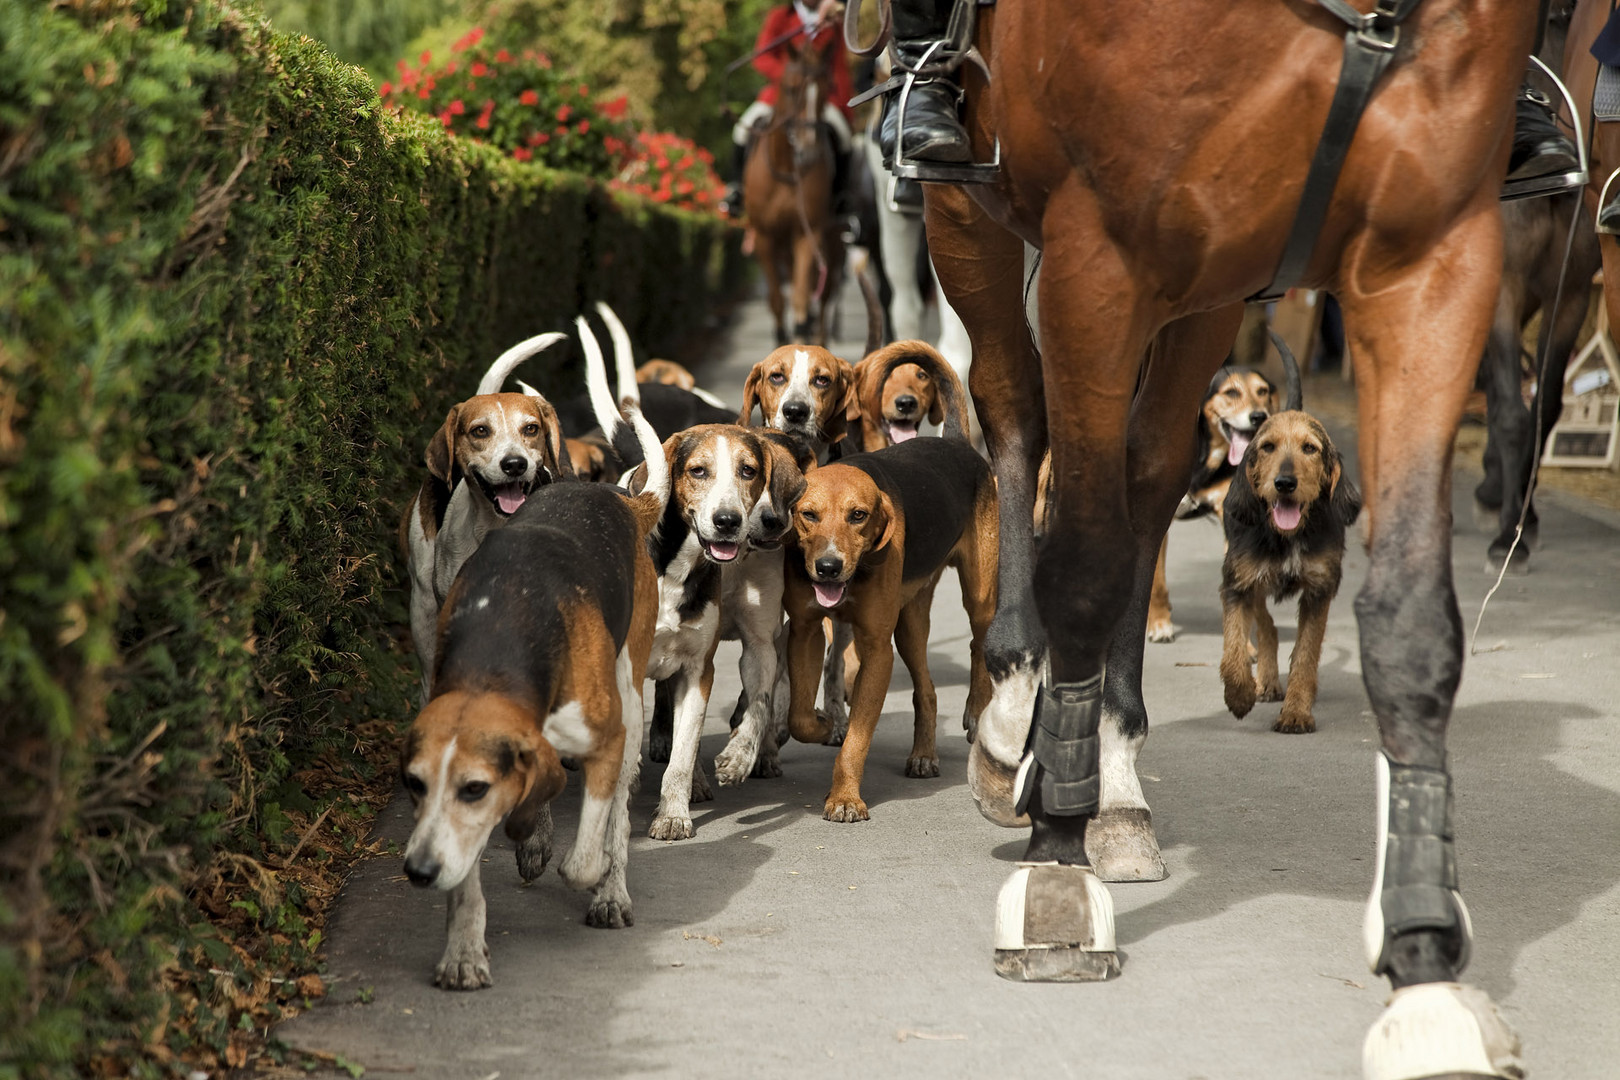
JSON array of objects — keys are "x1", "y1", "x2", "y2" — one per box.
[
  {"x1": 1204, "y1": 370, "x2": 1277, "y2": 468},
  {"x1": 667, "y1": 426, "x2": 772, "y2": 564},
  {"x1": 792, "y1": 464, "x2": 895, "y2": 609},
  {"x1": 879, "y1": 363, "x2": 940, "y2": 443},
  {"x1": 400, "y1": 692, "x2": 565, "y2": 891},
  {"x1": 427, "y1": 392, "x2": 564, "y2": 516},
  {"x1": 740, "y1": 346, "x2": 856, "y2": 449},
  {"x1": 636, "y1": 359, "x2": 696, "y2": 391},
  {"x1": 1243, "y1": 412, "x2": 1338, "y2": 536},
  {"x1": 566, "y1": 436, "x2": 619, "y2": 484}
]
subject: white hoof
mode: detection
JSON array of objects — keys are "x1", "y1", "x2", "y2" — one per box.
[
  {"x1": 1363, "y1": 983, "x2": 1524, "y2": 1080},
  {"x1": 992, "y1": 864, "x2": 1120, "y2": 982},
  {"x1": 1085, "y1": 807, "x2": 1167, "y2": 883}
]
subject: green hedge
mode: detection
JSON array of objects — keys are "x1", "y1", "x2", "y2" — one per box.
[{"x1": 0, "y1": 2, "x2": 744, "y2": 1074}]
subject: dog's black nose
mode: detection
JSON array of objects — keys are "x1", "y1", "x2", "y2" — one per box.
[
  {"x1": 781, "y1": 400, "x2": 811, "y2": 425},
  {"x1": 1274, "y1": 475, "x2": 1298, "y2": 495},
  {"x1": 759, "y1": 509, "x2": 785, "y2": 535},
  {"x1": 500, "y1": 455, "x2": 528, "y2": 478},
  {"x1": 894, "y1": 395, "x2": 918, "y2": 415},
  {"x1": 814, "y1": 556, "x2": 843, "y2": 580},
  {"x1": 1249, "y1": 411, "x2": 1268, "y2": 427},
  {"x1": 404, "y1": 855, "x2": 440, "y2": 887},
  {"x1": 712, "y1": 509, "x2": 742, "y2": 535}
]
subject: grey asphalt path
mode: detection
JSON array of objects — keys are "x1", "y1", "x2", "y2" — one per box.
[{"x1": 278, "y1": 277, "x2": 1620, "y2": 1078}]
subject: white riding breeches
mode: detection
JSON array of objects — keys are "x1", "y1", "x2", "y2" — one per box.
[{"x1": 734, "y1": 100, "x2": 853, "y2": 154}]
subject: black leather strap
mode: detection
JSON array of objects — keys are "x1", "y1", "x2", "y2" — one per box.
[{"x1": 1252, "y1": 0, "x2": 1422, "y2": 301}]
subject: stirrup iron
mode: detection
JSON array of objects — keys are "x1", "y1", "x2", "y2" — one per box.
[
  {"x1": 1501, "y1": 56, "x2": 1588, "y2": 202},
  {"x1": 890, "y1": 40, "x2": 1001, "y2": 185}
]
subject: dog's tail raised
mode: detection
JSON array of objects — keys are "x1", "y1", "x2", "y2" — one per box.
[
  {"x1": 579, "y1": 315, "x2": 668, "y2": 529},
  {"x1": 579, "y1": 316, "x2": 623, "y2": 437},
  {"x1": 1268, "y1": 328, "x2": 1304, "y2": 412},
  {"x1": 858, "y1": 339, "x2": 970, "y2": 442},
  {"x1": 476, "y1": 332, "x2": 568, "y2": 396},
  {"x1": 594, "y1": 302, "x2": 641, "y2": 412}
]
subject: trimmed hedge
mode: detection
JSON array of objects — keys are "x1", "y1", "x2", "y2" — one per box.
[{"x1": 0, "y1": 2, "x2": 744, "y2": 1074}]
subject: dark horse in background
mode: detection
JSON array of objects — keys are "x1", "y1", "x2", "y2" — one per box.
[
  {"x1": 1474, "y1": 1, "x2": 1600, "y2": 574},
  {"x1": 743, "y1": 42, "x2": 845, "y2": 346},
  {"x1": 906, "y1": 0, "x2": 1538, "y2": 1073}
]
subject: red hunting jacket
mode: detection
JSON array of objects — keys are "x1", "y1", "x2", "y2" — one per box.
[{"x1": 753, "y1": 4, "x2": 854, "y2": 118}]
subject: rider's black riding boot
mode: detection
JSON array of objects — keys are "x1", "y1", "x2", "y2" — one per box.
[
  {"x1": 832, "y1": 145, "x2": 852, "y2": 213},
  {"x1": 1507, "y1": 85, "x2": 1578, "y2": 184},
  {"x1": 722, "y1": 140, "x2": 747, "y2": 218},
  {"x1": 878, "y1": 0, "x2": 971, "y2": 166}
]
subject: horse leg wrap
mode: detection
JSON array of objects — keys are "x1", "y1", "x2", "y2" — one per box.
[
  {"x1": 1364, "y1": 753, "x2": 1473, "y2": 977},
  {"x1": 1015, "y1": 676, "x2": 1101, "y2": 818}
]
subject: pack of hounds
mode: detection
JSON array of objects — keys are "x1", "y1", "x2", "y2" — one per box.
[{"x1": 396, "y1": 305, "x2": 1362, "y2": 990}]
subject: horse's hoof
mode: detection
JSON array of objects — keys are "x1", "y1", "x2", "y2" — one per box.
[
  {"x1": 968, "y1": 739, "x2": 1029, "y2": 828},
  {"x1": 1483, "y1": 543, "x2": 1530, "y2": 577},
  {"x1": 1085, "y1": 808, "x2": 1167, "y2": 882},
  {"x1": 993, "y1": 864, "x2": 1120, "y2": 982},
  {"x1": 1362, "y1": 982, "x2": 1523, "y2": 1080},
  {"x1": 1469, "y1": 498, "x2": 1500, "y2": 535}
]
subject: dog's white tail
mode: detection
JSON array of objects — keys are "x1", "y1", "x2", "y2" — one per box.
[
  {"x1": 578, "y1": 317, "x2": 623, "y2": 438},
  {"x1": 626, "y1": 406, "x2": 669, "y2": 515},
  {"x1": 594, "y1": 302, "x2": 640, "y2": 410},
  {"x1": 476, "y1": 332, "x2": 567, "y2": 396}
]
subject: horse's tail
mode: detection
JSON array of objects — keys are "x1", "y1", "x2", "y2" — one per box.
[
  {"x1": 856, "y1": 339, "x2": 969, "y2": 442},
  {"x1": 1269, "y1": 328, "x2": 1304, "y2": 412}
]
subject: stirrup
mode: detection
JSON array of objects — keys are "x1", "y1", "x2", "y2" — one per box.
[
  {"x1": 890, "y1": 41, "x2": 1000, "y2": 185},
  {"x1": 1501, "y1": 57, "x2": 1587, "y2": 202}
]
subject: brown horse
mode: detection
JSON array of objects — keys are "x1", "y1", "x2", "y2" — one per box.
[
  {"x1": 1568, "y1": 0, "x2": 1620, "y2": 327},
  {"x1": 915, "y1": 0, "x2": 1535, "y2": 1071},
  {"x1": 743, "y1": 44, "x2": 845, "y2": 346}
]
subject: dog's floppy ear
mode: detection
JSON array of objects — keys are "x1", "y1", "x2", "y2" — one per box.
[
  {"x1": 872, "y1": 490, "x2": 898, "y2": 552},
  {"x1": 832, "y1": 357, "x2": 861, "y2": 439},
  {"x1": 531, "y1": 396, "x2": 568, "y2": 481},
  {"x1": 737, "y1": 364, "x2": 764, "y2": 426},
  {"x1": 1326, "y1": 449, "x2": 1363, "y2": 527},
  {"x1": 764, "y1": 439, "x2": 807, "y2": 517},
  {"x1": 425, "y1": 405, "x2": 460, "y2": 484},
  {"x1": 503, "y1": 741, "x2": 567, "y2": 844},
  {"x1": 926, "y1": 371, "x2": 945, "y2": 427},
  {"x1": 1222, "y1": 452, "x2": 1267, "y2": 533}
]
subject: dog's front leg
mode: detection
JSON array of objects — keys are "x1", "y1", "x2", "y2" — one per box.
[
  {"x1": 1253, "y1": 595, "x2": 1283, "y2": 702},
  {"x1": 515, "y1": 803, "x2": 554, "y2": 882},
  {"x1": 559, "y1": 718, "x2": 625, "y2": 890},
  {"x1": 716, "y1": 605, "x2": 783, "y2": 786},
  {"x1": 434, "y1": 855, "x2": 492, "y2": 990},
  {"x1": 819, "y1": 620, "x2": 854, "y2": 745},
  {"x1": 1219, "y1": 586, "x2": 1258, "y2": 719},
  {"x1": 650, "y1": 661, "x2": 713, "y2": 840},
  {"x1": 1275, "y1": 591, "x2": 1330, "y2": 734},
  {"x1": 824, "y1": 620, "x2": 897, "y2": 822},
  {"x1": 786, "y1": 611, "x2": 832, "y2": 744},
  {"x1": 589, "y1": 647, "x2": 641, "y2": 927}
]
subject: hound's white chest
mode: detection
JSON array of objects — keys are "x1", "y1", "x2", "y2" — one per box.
[{"x1": 648, "y1": 540, "x2": 720, "y2": 681}]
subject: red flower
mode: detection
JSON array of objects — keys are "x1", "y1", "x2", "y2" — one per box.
[
  {"x1": 495, "y1": 48, "x2": 513, "y2": 63},
  {"x1": 379, "y1": 81, "x2": 393, "y2": 96},
  {"x1": 533, "y1": 132, "x2": 551, "y2": 145},
  {"x1": 476, "y1": 100, "x2": 494, "y2": 130},
  {"x1": 423, "y1": 77, "x2": 436, "y2": 91},
  {"x1": 676, "y1": 179, "x2": 694, "y2": 195},
  {"x1": 677, "y1": 154, "x2": 695, "y2": 171},
  {"x1": 576, "y1": 120, "x2": 590, "y2": 134},
  {"x1": 438, "y1": 110, "x2": 452, "y2": 126},
  {"x1": 537, "y1": 53, "x2": 553, "y2": 69},
  {"x1": 445, "y1": 60, "x2": 457, "y2": 74},
  {"x1": 471, "y1": 61, "x2": 489, "y2": 78},
  {"x1": 520, "y1": 89, "x2": 539, "y2": 106},
  {"x1": 513, "y1": 148, "x2": 533, "y2": 161},
  {"x1": 418, "y1": 87, "x2": 430, "y2": 99},
  {"x1": 420, "y1": 50, "x2": 432, "y2": 65},
  {"x1": 555, "y1": 126, "x2": 569, "y2": 137},
  {"x1": 556, "y1": 104, "x2": 572, "y2": 123},
  {"x1": 449, "y1": 99, "x2": 465, "y2": 115},
  {"x1": 602, "y1": 95, "x2": 628, "y2": 119},
  {"x1": 578, "y1": 83, "x2": 589, "y2": 96}
]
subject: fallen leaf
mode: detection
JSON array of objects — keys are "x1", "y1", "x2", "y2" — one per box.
[{"x1": 682, "y1": 930, "x2": 722, "y2": 947}]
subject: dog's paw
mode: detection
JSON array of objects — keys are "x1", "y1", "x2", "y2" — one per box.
[
  {"x1": 905, "y1": 754, "x2": 940, "y2": 779},
  {"x1": 585, "y1": 896, "x2": 634, "y2": 929},
  {"x1": 714, "y1": 738, "x2": 755, "y2": 788},
  {"x1": 648, "y1": 729, "x2": 672, "y2": 764},
  {"x1": 648, "y1": 814, "x2": 695, "y2": 841},
  {"x1": 1146, "y1": 619, "x2": 1178, "y2": 644},
  {"x1": 1273, "y1": 705, "x2": 1317, "y2": 734},
  {"x1": 515, "y1": 829, "x2": 553, "y2": 883},
  {"x1": 1223, "y1": 675, "x2": 1256, "y2": 719},
  {"x1": 1254, "y1": 679, "x2": 1284, "y2": 703},
  {"x1": 433, "y1": 943, "x2": 492, "y2": 991},
  {"x1": 823, "y1": 795, "x2": 869, "y2": 823},
  {"x1": 558, "y1": 845, "x2": 606, "y2": 890},
  {"x1": 690, "y1": 769, "x2": 714, "y2": 804},
  {"x1": 817, "y1": 708, "x2": 847, "y2": 747}
]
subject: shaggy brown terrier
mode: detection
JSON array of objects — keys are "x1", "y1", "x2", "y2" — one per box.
[{"x1": 1219, "y1": 411, "x2": 1361, "y2": 733}]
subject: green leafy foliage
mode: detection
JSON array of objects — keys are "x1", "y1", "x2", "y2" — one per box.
[{"x1": 0, "y1": 2, "x2": 745, "y2": 1075}]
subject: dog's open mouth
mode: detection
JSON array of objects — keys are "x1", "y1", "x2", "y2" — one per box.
[
  {"x1": 1271, "y1": 499, "x2": 1302, "y2": 531},
  {"x1": 812, "y1": 581, "x2": 846, "y2": 608},
  {"x1": 886, "y1": 419, "x2": 919, "y2": 443},
  {"x1": 477, "y1": 475, "x2": 535, "y2": 517},
  {"x1": 701, "y1": 537, "x2": 741, "y2": 563},
  {"x1": 1223, "y1": 421, "x2": 1256, "y2": 466}
]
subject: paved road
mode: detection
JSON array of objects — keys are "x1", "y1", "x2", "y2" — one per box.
[{"x1": 278, "y1": 278, "x2": 1620, "y2": 1078}]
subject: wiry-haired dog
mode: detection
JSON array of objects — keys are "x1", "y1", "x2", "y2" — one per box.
[{"x1": 1219, "y1": 411, "x2": 1361, "y2": 733}]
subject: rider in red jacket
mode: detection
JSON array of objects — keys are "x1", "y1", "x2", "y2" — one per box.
[{"x1": 723, "y1": 0, "x2": 856, "y2": 218}]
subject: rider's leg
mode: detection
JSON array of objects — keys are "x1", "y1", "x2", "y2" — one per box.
[
  {"x1": 725, "y1": 100, "x2": 773, "y2": 217},
  {"x1": 878, "y1": 0, "x2": 971, "y2": 166},
  {"x1": 823, "y1": 105, "x2": 854, "y2": 212},
  {"x1": 1509, "y1": 0, "x2": 1577, "y2": 187}
]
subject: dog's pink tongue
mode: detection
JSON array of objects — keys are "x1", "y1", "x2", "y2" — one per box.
[
  {"x1": 813, "y1": 581, "x2": 846, "y2": 608},
  {"x1": 707, "y1": 540, "x2": 739, "y2": 562},
  {"x1": 1272, "y1": 501, "x2": 1302, "y2": 531},
  {"x1": 494, "y1": 484, "x2": 526, "y2": 515},
  {"x1": 888, "y1": 421, "x2": 918, "y2": 444},
  {"x1": 1227, "y1": 430, "x2": 1251, "y2": 467}
]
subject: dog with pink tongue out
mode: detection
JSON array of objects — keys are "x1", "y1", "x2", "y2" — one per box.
[{"x1": 781, "y1": 425, "x2": 1000, "y2": 823}]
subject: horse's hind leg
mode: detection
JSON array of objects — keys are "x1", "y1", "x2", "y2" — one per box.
[
  {"x1": 926, "y1": 186, "x2": 1045, "y2": 831},
  {"x1": 1477, "y1": 227, "x2": 1533, "y2": 573},
  {"x1": 791, "y1": 229, "x2": 817, "y2": 342},
  {"x1": 757, "y1": 232, "x2": 788, "y2": 346},
  {"x1": 1342, "y1": 203, "x2": 1524, "y2": 1076}
]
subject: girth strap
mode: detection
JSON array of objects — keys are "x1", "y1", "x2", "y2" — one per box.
[
  {"x1": 1019, "y1": 677, "x2": 1102, "y2": 818},
  {"x1": 1252, "y1": 0, "x2": 1424, "y2": 302}
]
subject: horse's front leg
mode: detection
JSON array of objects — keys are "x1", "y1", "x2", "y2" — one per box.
[
  {"x1": 756, "y1": 231, "x2": 788, "y2": 347},
  {"x1": 926, "y1": 186, "x2": 1046, "y2": 829},
  {"x1": 790, "y1": 228, "x2": 817, "y2": 341},
  {"x1": 1343, "y1": 201, "x2": 1525, "y2": 1078},
  {"x1": 1089, "y1": 307, "x2": 1243, "y2": 883}
]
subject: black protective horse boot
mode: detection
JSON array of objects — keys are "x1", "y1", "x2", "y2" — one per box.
[
  {"x1": 1507, "y1": 86, "x2": 1578, "y2": 185},
  {"x1": 722, "y1": 140, "x2": 748, "y2": 218},
  {"x1": 878, "y1": 0, "x2": 971, "y2": 167}
]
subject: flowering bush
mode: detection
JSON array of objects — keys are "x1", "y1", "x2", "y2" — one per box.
[
  {"x1": 380, "y1": 27, "x2": 632, "y2": 177},
  {"x1": 610, "y1": 130, "x2": 728, "y2": 215}
]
